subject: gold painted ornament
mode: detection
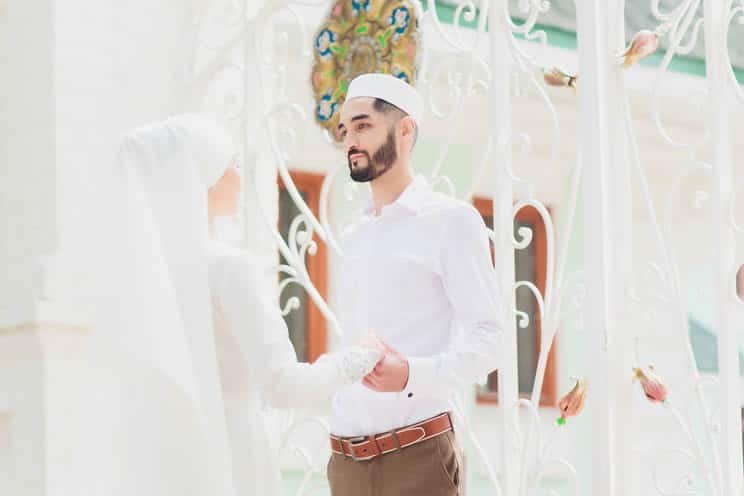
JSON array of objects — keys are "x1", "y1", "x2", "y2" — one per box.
[{"x1": 311, "y1": 0, "x2": 423, "y2": 140}]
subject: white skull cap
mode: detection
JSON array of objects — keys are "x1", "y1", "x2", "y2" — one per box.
[{"x1": 345, "y1": 73, "x2": 423, "y2": 125}]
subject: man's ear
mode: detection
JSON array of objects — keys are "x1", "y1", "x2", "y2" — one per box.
[{"x1": 399, "y1": 115, "x2": 416, "y2": 142}]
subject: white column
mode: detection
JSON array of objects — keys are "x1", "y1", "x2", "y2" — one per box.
[
  {"x1": 0, "y1": 1, "x2": 195, "y2": 494},
  {"x1": 576, "y1": 0, "x2": 633, "y2": 494},
  {"x1": 705, "y1": 0, "x2": 744, "y2": 493},
  {"x1": 0, "y1": 0, "x2": 57, "y2": 328},
  {"x1": 0, "y1": 2, "x2": 89, "y2": 491},
  {"x1": 488, "y1": 0, "x2": 519, "y2": 493}
]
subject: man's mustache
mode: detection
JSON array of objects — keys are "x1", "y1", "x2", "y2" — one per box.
[{"x1": 348, "y1": 149, "x2": 371, "y2": 162}]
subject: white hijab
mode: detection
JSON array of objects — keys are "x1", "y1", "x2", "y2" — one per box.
[{"x1": 110, "y1": 113, "x2": 236, "y2": 494}]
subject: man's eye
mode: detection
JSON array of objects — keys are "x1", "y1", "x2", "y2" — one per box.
[{"x1": 357, "y1": 123, "x2": 369, "y2": 130}]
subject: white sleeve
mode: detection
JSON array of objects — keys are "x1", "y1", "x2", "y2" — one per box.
[
  {"x1": 216, "y1": 254, "x2": 378, "y2": 410},
  {"x1": 402, "y1": 205, "x2": 504, "y2": 399}
]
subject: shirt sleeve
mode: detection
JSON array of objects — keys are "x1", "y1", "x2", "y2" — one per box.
[
  {"x1": 216, "y1": 253, "x2": 350, "y2": 410},
  {"x1": 402, "y1": 205, "x2": 504, "y2": 399}
]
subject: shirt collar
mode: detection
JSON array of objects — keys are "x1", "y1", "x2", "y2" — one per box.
[{"x1": 363, "y1": 175, "x2": 430, "y2": 218}]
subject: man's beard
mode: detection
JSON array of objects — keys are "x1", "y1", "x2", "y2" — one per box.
[{"x1": 348, "y1": 130, "x2": 397, "y2": 183}]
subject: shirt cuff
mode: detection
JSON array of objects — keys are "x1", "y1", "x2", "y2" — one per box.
[{"x1": 401, "y1": 356, "x2": 439, "y2": 399}]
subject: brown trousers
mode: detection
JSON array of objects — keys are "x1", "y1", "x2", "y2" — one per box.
[{"x1": 327, "y1": 431, "x2": 464, "y2": 496}]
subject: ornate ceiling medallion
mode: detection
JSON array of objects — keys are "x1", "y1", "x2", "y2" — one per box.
[{"x1": 311, "y1": 0, "x2": 422, "y2": 140}]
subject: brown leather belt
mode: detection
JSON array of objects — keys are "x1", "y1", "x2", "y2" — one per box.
[{"x1": 330, "y1": 412, "x2": 453, "y2": 462}]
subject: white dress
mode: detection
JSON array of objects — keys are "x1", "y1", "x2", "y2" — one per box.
[{"x1": 207, "y1": 241, "x2": 377, "y2": 495}]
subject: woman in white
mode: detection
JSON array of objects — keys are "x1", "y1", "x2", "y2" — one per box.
[{"x1": 118, "y1": 114, "x2": 381, "y2": 495}]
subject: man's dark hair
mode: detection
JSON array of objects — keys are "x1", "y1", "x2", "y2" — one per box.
[
  {"x1": 373, "y1": 98, "x2": 405, "y2": 116},
  {"x1": 373, "y1": 98, "x2": 418, "y2": 146}
]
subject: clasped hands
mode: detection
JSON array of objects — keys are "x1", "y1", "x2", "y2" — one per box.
[{"x1": 358, "y1": 331, "x2": 409, "y2": 393}]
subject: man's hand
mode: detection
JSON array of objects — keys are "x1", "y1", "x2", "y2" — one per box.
[{"x1": 362, "y1": 339, "x2": 409, "y2": 393}]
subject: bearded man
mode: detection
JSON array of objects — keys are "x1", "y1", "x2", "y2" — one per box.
[{"x1": 327, "y1": 73, "x2": 504, "y2": 496}]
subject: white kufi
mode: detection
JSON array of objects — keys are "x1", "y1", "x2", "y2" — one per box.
[{"x1": 345, "y1": 73, "x2": 423, "y2": 125}]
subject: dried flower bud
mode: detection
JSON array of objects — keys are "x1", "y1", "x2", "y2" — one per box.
[
  {"x1": 633, "y1": 365, "x2": 668, "y2": 403},
  {"x1": 622, "y1": 30, "x2": 659, "y2": 68},
  {"x1": 557, "y1": 378, "x2": 587, "y2": 425},
  {"x1": 543, "y1": 67, "x2": 578, "y2": 91}
]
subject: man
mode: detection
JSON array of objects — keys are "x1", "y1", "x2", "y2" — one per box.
[{"x1": 328, "y1": 73, "x2": 504, "y2": 495}]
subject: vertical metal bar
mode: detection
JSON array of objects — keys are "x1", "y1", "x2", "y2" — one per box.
[
  {"x1": 488, "y1": 0, "x2": 519, "y2": 493},
  {"x1": 575, "y1": 0, "x2": 626, "y2": 494},
  {"x1": 243, "y1": 1, "x2": 280, "y2": 278},
  {"x1": 606, "y1": 1, "x2": 640, "y2": 494},
  {"x1": 705, "y1": 0, "x2": 744, "y2": 492}
]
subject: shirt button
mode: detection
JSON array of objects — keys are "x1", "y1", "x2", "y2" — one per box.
[{"x1": 407, "y1": 392, "x2": 413, "y2": 398}]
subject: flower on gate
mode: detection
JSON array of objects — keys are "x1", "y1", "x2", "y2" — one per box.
[
  {"x1": 556, "y1": 378, "x2": 587, "y2": 426},
  {"x1": 543, "y1": 67, "x2": 578, "y2": 92},
  {"x1": 621, "y1": 30, "x2": 659, "y2": 68},
  {"x1": 633, "y1": 365, "x2": 668, "y2": 403}
]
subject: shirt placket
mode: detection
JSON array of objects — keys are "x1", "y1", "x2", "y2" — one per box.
[{"x1": 361, "y1": 217, "x2": 381, "y2": 434}]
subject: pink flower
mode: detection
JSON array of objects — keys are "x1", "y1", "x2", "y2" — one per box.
[
  {"x1": 543, "y1": 67, "x2": 578, "y2": 91},
  {"x1": 557, "y1": 378, "x2": 587, "y2": 425},
  {"x1": 622, "y1": 30, "x2": 659, "y2": 68},
  {"x1": 332, "y1": 3, "x2": 343, "y2": 17},
  {"x1": 633, "y1": 365, "x2": 668, "y2": 403}
]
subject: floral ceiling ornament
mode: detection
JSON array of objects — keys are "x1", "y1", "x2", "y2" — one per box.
[
  {"x1": 556, "y1": 377, "x2": 587, "y2": 426},
  {"x1": 633, "y1": 364, "x2": 668, "y2": 403},
  {"x1": 311, "y1": 0, "x2": 423, "y2": 140}
]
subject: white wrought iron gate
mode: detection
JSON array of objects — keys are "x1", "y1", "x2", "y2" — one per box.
[{"x1": 191, "y1": 0, "x2": 744, "y2": 494}]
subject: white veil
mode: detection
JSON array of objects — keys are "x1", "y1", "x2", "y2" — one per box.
[{"x1": 82, "y1": 114, "x2": 236, "y2": 495}]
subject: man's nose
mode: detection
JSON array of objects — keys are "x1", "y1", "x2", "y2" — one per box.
[{"x1": 343, "y1": 134, "x2": 358, "y2": 152}]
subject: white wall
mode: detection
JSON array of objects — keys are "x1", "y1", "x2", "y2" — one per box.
[{"x1": 0, "y1": 2, "x2": 227, "y2": 495}]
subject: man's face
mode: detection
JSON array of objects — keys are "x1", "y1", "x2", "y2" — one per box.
[{"x1": 337, "y1": 97, "x2": 398, "y2": 183}]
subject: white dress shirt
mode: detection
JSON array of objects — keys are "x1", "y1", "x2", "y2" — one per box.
[{"x1": 330, "y1": 176, "x2": 504, "y2": 437}]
